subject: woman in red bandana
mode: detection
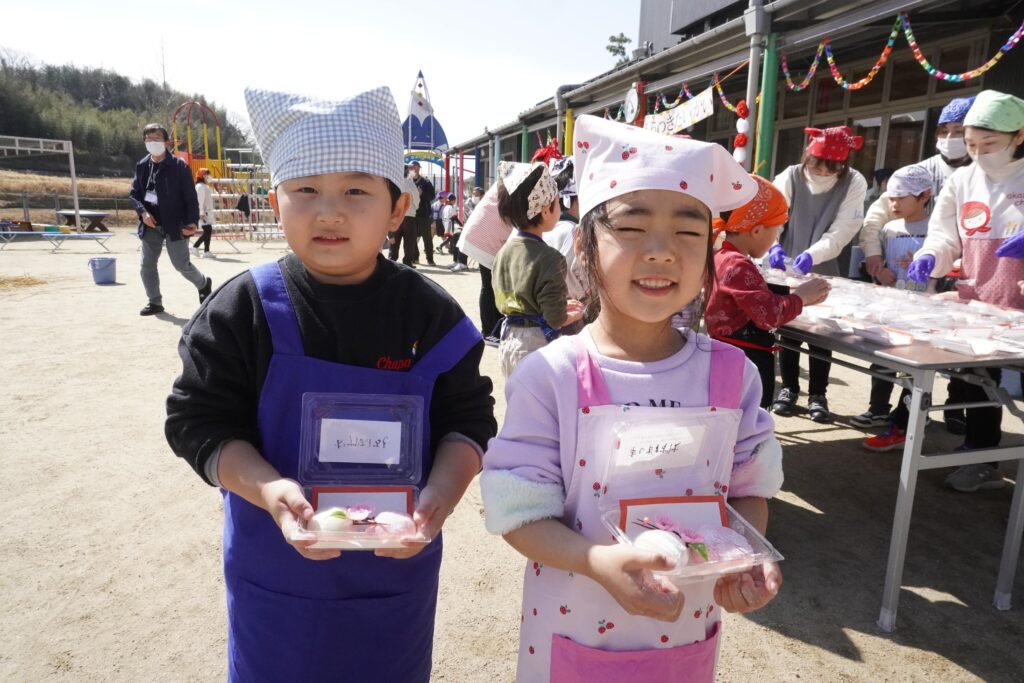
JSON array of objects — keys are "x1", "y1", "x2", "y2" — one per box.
[{"x1": 769, "y1": 126, "x2": 868, "y2": 422}]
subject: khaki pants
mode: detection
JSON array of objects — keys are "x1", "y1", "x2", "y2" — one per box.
[{"x1": 498, "y1": 324, "x2": 548, "y2": 379}]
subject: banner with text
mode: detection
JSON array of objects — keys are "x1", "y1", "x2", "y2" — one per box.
[{"x1": 643, "y1": 87, "x2": 714, "y2": 135}]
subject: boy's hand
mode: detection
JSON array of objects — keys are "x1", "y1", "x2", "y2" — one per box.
[
  {"x1": 876, "y1": 267, "x2": 897, "y2": 287},
  {"x1": 142, "y1": 212, "x2": 157, "y2": 228},
  {"x1": 375, "y1": 483, "x2": 454, "y2": 559},
  {"x1": 261, "y1": 478, "x2": 341, "y2": 561},
  {"x1": 864, "y1": 254, "x2": 884, "y2": 277},
  {"x1": 565, "y1": 299, "x2": 585, "y2": 325},
  {"x1": 181, "y1": 223, "x2": 197, "y2": 237},
  {"x1": 588, "y1": 544, "x2": 684, "y2": 622},
  {"x1": 793, "y1": 277, "x2": 830, "y2": 306},
  {"x1": 714, "y1": 560, "x2": 782, "y2": 613}
]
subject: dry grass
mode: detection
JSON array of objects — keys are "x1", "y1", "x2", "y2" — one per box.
[
  {"x1": 0, "y1": 275, "x2": 47, "y2": 290},
  {"x1": 0, "y1": 170, "x2": 132, "y2": 198}
]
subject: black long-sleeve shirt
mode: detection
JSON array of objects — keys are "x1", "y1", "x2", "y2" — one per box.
[{"x1": 166, "y1": 254, "x2": 496, "y2": 485}]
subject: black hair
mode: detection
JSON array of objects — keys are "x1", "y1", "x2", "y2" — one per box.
[
  {"x1": 142, "y1": 123, "x2": 170, "y2": 141},
  {"x1": 552, "y1": 159, "x2": 575, "y2": 193},
  {"x1": 386, "y1": 179, "x2": 402, "y2": 208},
  {"x1": 968, "y1": 125, "x2": 1024, "y2": 160},
  {"x1": 497, "y1": 165, "x2": 556, "y2": 230},
  {"x1": 577, "y1": 202, "x2": 716, "y2": 331},
  {"x1": 873, "y1": 167, "x2": 895, "y2": 184},
  {"x1": 800, "y1": 151, "x2": 849, "y2": 179}
]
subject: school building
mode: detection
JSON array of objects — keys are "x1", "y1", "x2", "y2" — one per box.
[{"x1": 451, "y1": 0, "x2": 1023, "y2": 191}]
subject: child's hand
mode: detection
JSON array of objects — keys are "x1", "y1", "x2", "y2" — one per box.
[
  {"x1": 793, "y1": 277, "x2": 830, "y2": 306},
  {"x1": 588, "y1": 544, "x2": 684, "y2": 622},
  {"x1": 565, "y1": 299, "x2": 585, "y2": 325},
  {"x1": 260, "y1": 479, "x2": 341, "y2": 561},
  {"x1": 714, "y1": 560, "x2": 782, "y2": 613},
  {"x1": 374, "y1": 483, "x2": 454, "y2": 560},
  {"x1": 1017, "y1": 280, "x2": 1024, "y2": 296},
  {"x1": 876, "y1": 267, "x2": 897, "y2": 287}
]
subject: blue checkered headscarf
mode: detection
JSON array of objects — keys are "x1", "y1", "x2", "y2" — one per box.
[
  {"x1": 937, "y1": 97, "x2": 976, "y2": 126},
  {"x1": 244, "y1": 86, "x2": 405, "y2": 189}
]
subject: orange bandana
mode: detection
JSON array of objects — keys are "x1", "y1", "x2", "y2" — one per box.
[{"x1": 711, "y1": 174, "x2": 788, "y2": 240}]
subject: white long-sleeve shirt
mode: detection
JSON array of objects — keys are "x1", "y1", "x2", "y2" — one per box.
[
  {"x1": 401, "y1": 176, "x2": 420, "y2": 218},
  {"x1": 195, "y1": 182, "x2": 215, "y2": 224},
  {"x1": 773, "y1": 166, "x2": 867, "y2": 265}
]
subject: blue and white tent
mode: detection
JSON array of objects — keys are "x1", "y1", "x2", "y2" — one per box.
[{"x1": 402, "y1": 71, "x2": 448, "y2": 153}]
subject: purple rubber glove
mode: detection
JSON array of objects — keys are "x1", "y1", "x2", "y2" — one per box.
[
  {"x1": 906, "y1": 254, "x2": 935, "y2": 284},
  {"x1": 793, "y1": 251, "x2": 814, "y2": 276},
  {"x1": 995, "y1": 232, "x2": 1024, "y2": 259},
  {"x1": 768, "y1": 244, "x2": 787, "y2": 270}
]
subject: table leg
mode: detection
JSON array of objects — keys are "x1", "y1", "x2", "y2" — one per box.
[
  {"x1": 97, "y1": 237, "x2": 112, "y2": 253},
  {"x1": 878, "y1": 369, "x2": 935, "y2": 632},
  {"x1": 994, "y1": 452, "x2": 1024, "y2": 610},
  {"x1": 0, "y1": 234, "x2": 14, "y2": 250}
]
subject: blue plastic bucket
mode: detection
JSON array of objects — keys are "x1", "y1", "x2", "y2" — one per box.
[{"x1": 88, "y1": 256, "x2": 116, "y2": 284}]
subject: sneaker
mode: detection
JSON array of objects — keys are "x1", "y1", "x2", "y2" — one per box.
[
  {"x1": 851, "y1": 409, "x2": 891, "y2": 428},
  {"x1": 944, "y1": 463, "x2": 1005, "y2": 492},
  {"x1": 862, "y1": 426, "x2": 906, "y2": 452},
  {"x1": 139, "y1": 303, "x2": 164, "y2": 316},
  {"x1": 198, "y1": 277, "x2": 213, "y2": 304},
  {"x1": 452, "y1": 263, "x2": 468, "y2": 272},
  {"x1": 402, "y1": 261, "x2": 417, "y2": 269},
  {"x1": 807, "y1": 394, "x2": 832, "y2": 423},
  {"x1": 427, "y1": 260, "x2": 437, "y2": 267},
  {"x1": 772, "y1": 387, "x2": 798, "y2": 416},
  {"x1": 483, "y1": 335, "x2": 500, "y2": 348}
]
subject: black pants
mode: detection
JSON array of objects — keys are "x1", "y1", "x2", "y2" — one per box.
[
  {"x1": 780, "y1": 345, "x2": 832, "y2": 396},
  {"x1": 193, "y1": 224, "x2": 212, "y2": 252},
  {"x1": 479, "y1": 265, "x2": 504, "y2": 337},
  {"x1": 744, "y1": 346, "x2": 776, "y2": 410},
  {"x1": 391, "y1": 216, "x2": 418, "y2": 263},
  {"x1": 451, "y1": 240, "x2": 468, "y2": 265},
  {"x1": 415, "y1": 214, "x2": 434, "y2": 263},
  {"x1": 950, "y1": 368, "x2": 1003, "y2": 449}
]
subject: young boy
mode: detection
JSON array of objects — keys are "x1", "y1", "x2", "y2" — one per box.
[
  {"x1": 164, "y1": 86, "x2": 496, "y2": 682},
  {"x1": 491, "y1": 161, "x2": 583, "y2": 378},
  {"x1": 442, "y1": 194, "x2": 467, "y2": 270},
  {"x1": 706, "y1": 174, "x2": 831, "y2": 408},
  {"x1": 856, "y1": 164, "x2": 933, "y2": 450}
]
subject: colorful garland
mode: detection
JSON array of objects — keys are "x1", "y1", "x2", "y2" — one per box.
[
  {"x1": 901, "y1": 12, "x2": 1024, "y2": 82},
  {"x1": 825, "y1": 16, "x2": 900, "y2": 90},
  {"x1": 713, "y1": 73, "x2": 738, "y2": 112},
  {"x1": 783, "y1": 12, "x2": 1024, "y2": 91}
]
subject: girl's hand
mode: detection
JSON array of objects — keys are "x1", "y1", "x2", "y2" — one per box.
[
  {"x1": 588, "y1": 544, "x2": 685, "y2": 622},
  {"x1": 714, "y1": 561, "x2": 782, "y2": 613},
  {"x1": 565, "y1": 299, "x2": 585, "y2": 324},
  {"x1": 260, "y1": 478, "x2": 341, "y2": 561},
  {"x1": 375, "y1": 483, "x2": 453, "y2": 560}
]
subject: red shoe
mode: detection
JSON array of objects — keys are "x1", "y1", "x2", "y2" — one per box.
[{"x1": 862, "y1": 426, "x2": 906, "y2": 452}]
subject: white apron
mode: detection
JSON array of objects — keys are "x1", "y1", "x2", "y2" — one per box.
[{"x1": 516, "y1": 336, "x2": 747, "y2": 683}]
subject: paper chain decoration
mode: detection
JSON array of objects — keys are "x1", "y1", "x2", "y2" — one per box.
[{"x1": 782, "y1": 12, "x2": 1024, "y2": 91}]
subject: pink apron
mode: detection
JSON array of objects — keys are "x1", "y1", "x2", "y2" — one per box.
[{"x1": 515, "y1": 336, "x2": 746, "y2": 682}]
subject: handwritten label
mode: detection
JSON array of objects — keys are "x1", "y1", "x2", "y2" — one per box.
[
  {"x1": 615, "y1": 425, "x2": 703, "y2": 469},
  {"x1": 318, "y1": 418, "x2": 402, "y2": 464}
]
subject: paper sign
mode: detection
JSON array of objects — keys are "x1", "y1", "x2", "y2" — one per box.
[
  {"x1": 312, "y1": 486, "x2": 415, "y2": 515},
  {"x1": 615, "y1": 424, "x2": 703, "y2": 469},
  {"x1": 618, "y1": 496, "x2": 728, "y2": 535},
  {"x1": 643, "y1": 87, "x2": 714, "y2": 135},
  {"x1": 318, "y1": 418, "x2": 402, "y2": 464},
  {"x1": 144, "y1": 190, "x2": 158, "y2": 205}
]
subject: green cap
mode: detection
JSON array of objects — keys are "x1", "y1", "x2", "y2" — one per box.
[{"x1": 964, "y1": 90, "x2": 1024, "y2": 132}]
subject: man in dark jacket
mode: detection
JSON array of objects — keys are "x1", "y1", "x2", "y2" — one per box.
[
  {"x1": 129, "y1": 123, "x2": 212, "y2": 316},
  {"x1": 409, "y1": 160, "x2": 436, "y2": 266}
]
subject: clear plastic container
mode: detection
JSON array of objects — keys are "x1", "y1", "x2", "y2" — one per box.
[
  {"x1": 601, "y1": 503, "x2": 783, "y2": 586},
  {"x1": 289, "y1": 506, "x2": 429, "y2": 550}
]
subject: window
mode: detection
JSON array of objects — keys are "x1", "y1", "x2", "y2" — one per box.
[
  {"x1": 783, "y1": 84, "x2": 811, "y2": 120},
  {"x1": 773, "y1": 127, "x2": 808, "y2": 177},
  {"x1": 888, "y1": 58, "x2": 930, "y2": 101},
  {"x1": 884, "y1": 110, "x2": 927, "y2": 170},
  {"x1": 849, "y1": 116, "x2": 882, "y2": 182},
  {"x1": 936, "y1": 44, "x2": 972, "y2": 93},
  {"x1": 815, "y1": 75, "x2": 845, "y2": 115}
]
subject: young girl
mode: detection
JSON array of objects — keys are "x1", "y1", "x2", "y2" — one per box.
[
  {"x1": 492, "y1": 161, "x2": 583, "y2": 377},
  {"x1": 192, "y1": 167, "x2": 215, "y2": 257},
  {"x1": 481, "y1": 116, "x2": 784, "y2": 682},
  {"x1": 769, "y1": 126, "x2": 868, "y2": 422}
]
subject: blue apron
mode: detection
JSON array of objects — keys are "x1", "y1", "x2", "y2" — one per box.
[{"x1": 224, "y1": 261, "x2": 481, "y2": 682}]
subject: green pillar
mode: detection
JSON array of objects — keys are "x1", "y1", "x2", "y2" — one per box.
[
  {"x1": 755, "y1": 33, "x2": 779, "y2": 176},
  {"x1": 521, "y1": 125, "x2": 529, "y2": 162}
]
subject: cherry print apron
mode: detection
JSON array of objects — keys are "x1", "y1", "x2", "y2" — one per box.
[{"x1": 515, "y1": 337, "x2": 746, "y2": 683}]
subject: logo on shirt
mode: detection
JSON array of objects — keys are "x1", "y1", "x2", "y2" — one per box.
[{"x1": 376, "y1": 355, "x2": 413, "y2": 371}]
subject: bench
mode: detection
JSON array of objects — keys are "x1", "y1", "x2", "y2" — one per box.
[
  {"x1": 56, "y1": 210, "x2": 111, "y2": 232},
  {"x1": 0, "y1": 231, "x2": 113, "y2": 252}
]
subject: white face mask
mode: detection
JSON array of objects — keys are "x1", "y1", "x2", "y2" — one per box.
[
  {"x1": 145, "y1": 140, "x2": 166, "y2": 156},
  {"x1": 970, "y1": 143, "x2": 1016, "y2": 175},
  {"x1": 936, "y1": 136, "x2": 967, "y2": 160}
]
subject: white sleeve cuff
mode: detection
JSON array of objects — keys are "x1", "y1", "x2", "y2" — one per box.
[
  {"x1": 480, "y1": 469, "x2": 565, "y2": 535},
  {"x1": 729, "y1": 436, "x2": 784, "y2": 499}
]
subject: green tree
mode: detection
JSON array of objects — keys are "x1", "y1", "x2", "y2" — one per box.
[{"x1": 606, "y1": 33, "x2": 633, "y2": 66}]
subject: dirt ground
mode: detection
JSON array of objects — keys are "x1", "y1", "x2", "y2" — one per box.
[{"x1": 0, "y1": 227, "x2": 1021, "y2": 682}]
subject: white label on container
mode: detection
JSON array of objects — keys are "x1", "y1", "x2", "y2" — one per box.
[
  {"x1": 318, "y1": 418, "x2": 402, "y2": 464},
  {"x1": 615, "y1": 425, "x2": 703, "y2": 469}
]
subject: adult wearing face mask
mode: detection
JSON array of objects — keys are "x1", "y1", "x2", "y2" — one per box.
[
  {"x1": 129, "y1": 123, "x2": 212, "y2": 316},
  {"x1": 769, "y1": 126, "x2": 868, "y2": 422},
  {"x1": 860, "y1": 97, "x2": 975, "y2": 281},
  {"x1": 907, "y1": 90, "x2": 1024, "y2": 492}
]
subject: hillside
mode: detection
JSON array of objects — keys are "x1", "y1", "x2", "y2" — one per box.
[{"x1": 0, "y1": 50, "x2": 248, "y2": 176}]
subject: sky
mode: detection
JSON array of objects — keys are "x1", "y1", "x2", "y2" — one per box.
[{"x1": 2, "y1": 0, "x2": 641, "y2": 147}]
